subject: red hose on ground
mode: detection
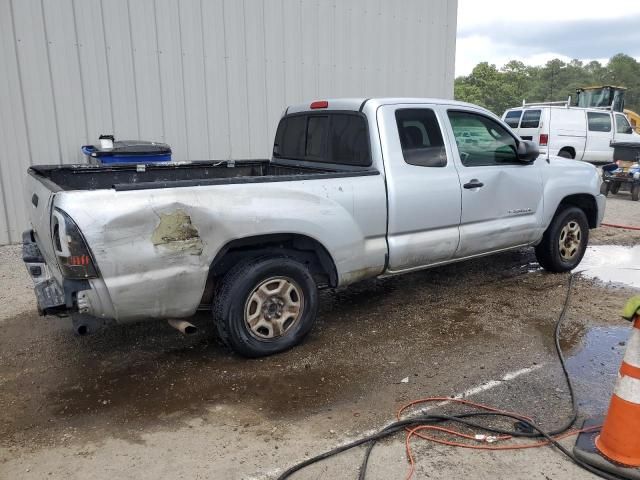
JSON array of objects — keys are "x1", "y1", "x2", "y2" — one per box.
[
  {"x1": 601, "y1": 222, "x2": 640, "y2": 231},
  {"x1": 396, "y1": 397, "x2": 602, "y2": 480}
]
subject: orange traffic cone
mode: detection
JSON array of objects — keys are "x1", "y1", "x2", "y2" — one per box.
[
  {"x1": 573, "y1": 297, "x2": 640, "y2": 480},
  {"x1": 596, "y1": 298, "x2": 640, "y2": 466}
]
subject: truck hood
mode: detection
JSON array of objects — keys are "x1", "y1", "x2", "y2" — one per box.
[{"x1": 546, "y1": 155, "x2": 599, "y2": 172}]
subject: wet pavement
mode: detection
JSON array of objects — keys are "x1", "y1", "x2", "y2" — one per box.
[
  {"x1": 1, "y1": 219, "x2": 639, "y2": 478},
  {"x1": 578, "y1": 245, "x2": 640, "y2": 289},
  {"x1": 566, "y1": 325, "x2": 630, "y2": 414},
  {"x1": 4, "y1": 249, "x2": 559, "y2": 449}
]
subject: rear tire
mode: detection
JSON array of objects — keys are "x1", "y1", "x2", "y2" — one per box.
[
  {"x1": 535, "y1": 206, "x2": 589, "y2": 272},
  {"x1": 610, "y1": 182, "x2": 621, "y2": 195},
  {"x1": 600, "y1": 181, "x2": 611, "y2": 196},
  {"x1": 212, "y1": 256, "x2": 318, "y2": 357},
  {"x1": 558, "y1": 149, "x2": 573, "y2": 159},
  {"x1": 632, "y1": 184, "x2": 640, "y2": 201}
]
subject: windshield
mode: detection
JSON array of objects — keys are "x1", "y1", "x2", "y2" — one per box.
[
  {"x1": 577, "y1": 87, "x2": 625, "y2": 111},
  {"x1": 578, "y1": 90, "x2": 607, "y2": 108}
]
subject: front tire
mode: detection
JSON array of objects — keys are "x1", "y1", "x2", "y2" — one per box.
[
  {"x1": 632, "y1": 184, "x2": 640, "y2": 201},
  {"x1": 212, "y1": 256, "x2": 318, "y2": 357},
  {"x1": 535, "y1": 207, "x2": 589, "y2": 272}
]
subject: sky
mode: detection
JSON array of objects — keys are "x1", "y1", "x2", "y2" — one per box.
[{"x1": 456, "y1": 0, "x2": 640, "y2": 76}]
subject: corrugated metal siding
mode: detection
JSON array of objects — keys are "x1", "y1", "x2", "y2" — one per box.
[{"x1": 0, "y1": 0, "x2": 457, "y2": 244}]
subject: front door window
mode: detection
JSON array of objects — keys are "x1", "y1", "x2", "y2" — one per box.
[{"x1": 447, "y1": 111, "x2": 519, "y2": 167}]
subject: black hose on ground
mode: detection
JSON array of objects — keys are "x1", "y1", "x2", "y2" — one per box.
[{"x1": 277, "y1": 274, "x2": 627, "y2": 480}]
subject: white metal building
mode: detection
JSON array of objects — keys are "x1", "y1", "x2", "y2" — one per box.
[{"x1": 0, "y1": 0, "x2": 458, "y2": 244}]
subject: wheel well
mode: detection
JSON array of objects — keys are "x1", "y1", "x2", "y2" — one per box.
[
  {"x1": 558, "y1": 147, "x2": 575, "y2": 158},
  {"x1": 557, "y1": 194, "x2": 598, "y2": 228},
  {"x1": 200, "y1": 234, "x2": 338, "y2": 305}
]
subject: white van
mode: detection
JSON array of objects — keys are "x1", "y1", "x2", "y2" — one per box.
[{"x1": 502, "y1": 104, "x2": 640, "y2": 162}]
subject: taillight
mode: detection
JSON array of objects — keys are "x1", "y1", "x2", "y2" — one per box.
[
  {"x1": 539, "y1": 134, "x2": 549, "y2": 146},
  {"x1": 68, "y1": 255, "x2": 91, "y2": 266},
  {"x1": 52, "y1": 209, "x2": 99, "y2": 279}
]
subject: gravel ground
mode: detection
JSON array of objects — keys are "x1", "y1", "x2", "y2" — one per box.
[
  {"x1": 590, "y1": 194, "x2": 640, "y2": 245},
  {"x1": 0, "y1": 245, "x2": 33, "y2": 322},
  {"x1": 0, "y1": 197, "x2": 638, "y2": 480}
]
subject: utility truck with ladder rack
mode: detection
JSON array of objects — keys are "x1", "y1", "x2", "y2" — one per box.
[{"x1": 503, "y1": 85, "x2": 640, "y2": 163}]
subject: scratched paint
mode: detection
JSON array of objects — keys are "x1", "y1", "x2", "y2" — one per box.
[{"x1": 151, "y1": 210, "x2": 203, "y2": 255}]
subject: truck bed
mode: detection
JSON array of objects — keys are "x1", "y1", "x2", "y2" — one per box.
[{"x1": 29, "y1": 159, "x2": 378, "y2": 192}]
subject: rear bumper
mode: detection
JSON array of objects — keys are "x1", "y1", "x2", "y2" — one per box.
[
  {"x1": 22, "y1": 230, "x2": 90, "y2": 316},
  {"x1": 33, "y1": 278, "x2": 67, "y2": 315}
]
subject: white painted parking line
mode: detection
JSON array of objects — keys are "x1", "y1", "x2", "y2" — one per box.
[
  {"x1": 262, "y1": 364, "x2": 546, "y2": 480},
  {"x1": 419, "y1": 363, "x2": 545, "y2": 413},
  {"x1": 338, "y1": 363, "x2": 546, "y2": 446}
]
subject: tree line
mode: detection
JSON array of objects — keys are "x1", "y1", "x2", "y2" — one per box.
[{"x1": 454, "y1": 53, "x2": 640, "y2": 116}]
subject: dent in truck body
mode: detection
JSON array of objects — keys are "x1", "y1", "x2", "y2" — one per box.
[{"x1": 52, "y1": 173, "x2": 388, "y2": 323}]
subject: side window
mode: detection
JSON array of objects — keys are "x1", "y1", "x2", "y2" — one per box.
[
  {"x1": 587, "y1": 112, "x2": 612, "y2": 132},
  {"x1": 447, "y1": 110, "x2": 519, "y2": 167},
  {"x1": 615, "y1": 114, "x2": 633, "y2": 134},
  {"x1": 520, "y1": 110, "x2": 541, "y2": 128},
  {"x1": 504, "y1": 110, "x2": 522, "y2": 128},
  {"x1": 395, "y1": 109, "x2": 447, "y2": 167},
  {"x1": 329, "y1": 114, "x2": 370, "y2": 166}
]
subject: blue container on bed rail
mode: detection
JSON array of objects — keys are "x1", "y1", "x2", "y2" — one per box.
[{"x1": 82, "y1": 135, "x2": 172, "y2": 165}]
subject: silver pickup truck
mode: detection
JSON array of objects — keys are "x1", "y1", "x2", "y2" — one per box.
[{"x1": 24, "y1": 98, "x2": 605, "y2": 357}]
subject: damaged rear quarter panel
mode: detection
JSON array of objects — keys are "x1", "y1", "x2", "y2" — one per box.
[{"x1": 53, "y1": 174, "x2": 387, "y2": 322}]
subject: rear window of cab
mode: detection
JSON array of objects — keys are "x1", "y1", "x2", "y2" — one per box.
[{"x1": 273, "y1": 112, "x2": 371, "y2": 166}]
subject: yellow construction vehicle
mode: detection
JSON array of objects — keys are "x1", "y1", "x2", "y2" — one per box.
[
  {"x1": 575, "y1": 85, "x2": 640, "y2": 133},
  {"x1": 624, "y1": 109, "x2": 640, "y2": 133}
]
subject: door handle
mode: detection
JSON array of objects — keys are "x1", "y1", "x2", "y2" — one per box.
[{"x1": 463, "y1": 180, "x2": 484, "y2": 189}]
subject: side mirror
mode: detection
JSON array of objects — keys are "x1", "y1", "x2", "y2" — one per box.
[{"x1": 517, "y1": 140, "x2": 540, "y2": 162}]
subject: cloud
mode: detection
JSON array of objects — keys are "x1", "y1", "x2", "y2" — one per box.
[
  {"x1": 457, "y1": 0, "x2": 640, "y2": 30},
  {"x1": 459, "y1": 15, "x2": 640, "y2": 60},
  {"x1": 456, "y1": 0, "x2": 640, "y2": 75},
  {"x1": 455, "y1": 38, "x2": 577, "y2": 77}
]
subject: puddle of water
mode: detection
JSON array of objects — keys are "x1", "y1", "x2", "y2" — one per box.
[
  {"x1": 577, "y1": 245, "x2": 640, "y2": 289},
  {"x1": 566, "y1": 325, "x2": 630, "y2": 412}
]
